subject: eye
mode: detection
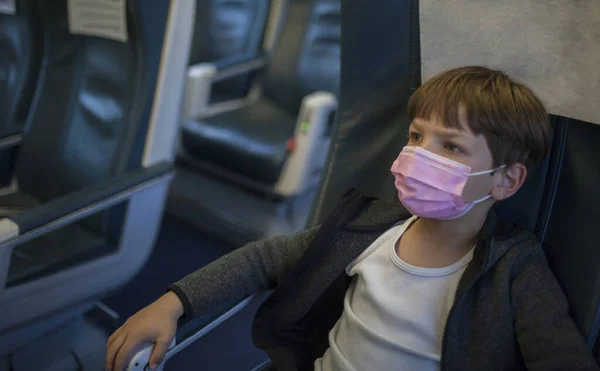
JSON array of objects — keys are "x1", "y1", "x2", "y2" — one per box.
[
  {"x1": 443, "y1": 142, "x2": 463, "y2": 154},
  {"x1": 409, "y1": 131, "x2": 422, "y2": 142}
]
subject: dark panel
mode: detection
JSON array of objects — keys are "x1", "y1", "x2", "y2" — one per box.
[
  {"x1": 190, "y1": 0, "x2": 270, "y2": 100},
  {"x1": 543, "y1": 119, "x2": 600, "y2": 349},
  {"x1": 307, "y1": 0, "x2": 419, "y2": 226},
  {"x1": 262, "y1": 0, "x2": 341, "y2": 116}
]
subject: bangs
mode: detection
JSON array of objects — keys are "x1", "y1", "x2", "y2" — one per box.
[
  {"x1": 407, "y1": 66, "x2": 504, "y2": 135},
  {"x1": 408, "y1": 80, "x2": 465, "y2": 131}
]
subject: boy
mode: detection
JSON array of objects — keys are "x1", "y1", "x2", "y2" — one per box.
[{"x1": 106, "y1": 67, "x2": 599, "y2": 371}]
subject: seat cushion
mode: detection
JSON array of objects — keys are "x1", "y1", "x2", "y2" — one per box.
[
  {"x1": 0, "y1": 191, "x2": 40, "y2": 217},
  {"x1": 181, "y1": 98, "x2": 296, "y2": 185},
  {"x1": 7, "y1": 222, "x2": 114, "y2": 287}
]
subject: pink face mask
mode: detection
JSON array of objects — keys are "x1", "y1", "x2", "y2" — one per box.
[{"x1": 390, "y1": 146, "x2": 503, "y2": 220}]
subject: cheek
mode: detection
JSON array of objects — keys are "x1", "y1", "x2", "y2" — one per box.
[{"x1": 461, "y1": 174, "x2": 495, "y2": 202}]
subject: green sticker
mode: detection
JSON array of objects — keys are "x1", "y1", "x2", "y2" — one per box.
[{"x1": 301, "y1": 121, "x2": 310, "y2": 133}]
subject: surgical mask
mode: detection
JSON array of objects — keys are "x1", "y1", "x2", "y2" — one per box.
[{"x1": 390, "y1": 146, "x2": 504, "y2": 220}]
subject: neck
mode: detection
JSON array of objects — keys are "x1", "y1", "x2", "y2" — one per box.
[{"x1": 414, "y1": 205, "x2": 490, "y2": 251}]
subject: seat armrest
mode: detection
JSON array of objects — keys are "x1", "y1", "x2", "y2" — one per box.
[
  {"x1": 275, "y1": 92, "x2": 338, "y2": 197},
  {"x1": 126, "y1": 296, "x2": 255, "y2": 371},
  {"x1": 5, "y1": 162, "x2": 172, "y2": 237},
  {"x1": 183, "y1": 53, "x2": 268, "y2": 120},
  {"x1": 0, "y1": 134, "x2": 23, "y2": 151},
  {"x1": 211, "y1": 53, "x2": 269, "y2": 82}
]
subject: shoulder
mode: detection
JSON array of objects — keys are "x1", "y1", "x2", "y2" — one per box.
[
  {"x1": 491, "y1": 222, "x2": 554, "y2": 283},
  {"x1": 488, "y1": 215, "x2": 540, "y2": 258}
]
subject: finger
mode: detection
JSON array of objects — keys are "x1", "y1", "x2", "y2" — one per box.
[
  {"x1": 106, "y1": 327, "x2": 123, "y2": 351},
  {"x1": 148, "y1": 338, "x2": 172, "y2": 369},
  {"x1": 106, "y1": 332, "x2": 126, "y2": 371},
  {"x1": 113, "y1": 337, "x2": 136, "y2": 371}
]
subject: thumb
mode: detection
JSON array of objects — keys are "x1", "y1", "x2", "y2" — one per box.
[{"x1": 148, "y1": 338, "x2": 171, "y2": 369}]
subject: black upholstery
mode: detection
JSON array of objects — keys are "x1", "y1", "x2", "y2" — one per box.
[
  {"x1": 181, "y1": 0, "x2": 341, "y2": 188},
  {"x1": 308, "y1": 0, "x2": 418, "y2": 225},
  {"x1": 0, "y1": 2, "x2": 41, "y2": 186},
  {"x1": 261, "y1": 0, "x2": 340, "y2": 116},
  {"x1": 4, "y1": 0, "x2": 169, "y2": 287},
  {"x1": 0, "y1": 191, "x2": 39, "y2": 217},
  {"x1": 16, "y1": 1, "x2": 140, "y2": 204},
  {"x1": 0, "y1": 6, "x2": 38, "y2": 136},
  {"x1": 181, "y1": 98, "x2": 295, "y2": 185},
  {"x1": 308, "y1": 0, "x2": 600, "y2": 361},
  {"x1": 190, "y1": 0, "x2": 270, "y2": 101},
  {"x1": 541, "y1": 118, "x2": 600, "y2": 352}
]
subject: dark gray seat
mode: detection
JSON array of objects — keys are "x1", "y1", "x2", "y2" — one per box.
[
  {"x1": 0, "y1": 0, "x2": 195, "y2": 367},
  {"x1": 190, "y1": 0, "x2": 271, "y2": 102},
  {"x1": 0, "y1": 191, "x2": 38, "y2": 217},
  {"x1": 181, "y1": 98, "x2": 295, "y2": 185},
  {"x1": 0, "y1": 1, "x2": 41, "y2": 186},
  {"x1": 170, "y1": 0, "x2": 341, "y2": 244},
  {"x1": 181, "y1": 0, "x2": 339, "y2": 188}
]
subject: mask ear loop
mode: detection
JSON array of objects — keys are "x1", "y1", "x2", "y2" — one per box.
[
  {"x1": 469, "y1": 164, "x2": 506, "y2": 177},
  {"x1": 465, "y1": 165, "x2": 507, "y2": 207}
]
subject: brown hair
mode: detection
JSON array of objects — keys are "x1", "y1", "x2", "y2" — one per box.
[{"x1": 408, "y1": 66, "x2": 550, "y2": 171}]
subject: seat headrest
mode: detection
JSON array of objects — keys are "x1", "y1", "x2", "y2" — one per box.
[
  {"x1": 420, "y1": 0, "x2": 600, "y2": 126},
  {"x1": 0, "y1": 0, "x2": 16, "y2": 15}
]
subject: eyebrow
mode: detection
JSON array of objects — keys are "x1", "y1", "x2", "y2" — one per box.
[{"x1": 410, "y1": 121, "x2": 468, "y2": 139}]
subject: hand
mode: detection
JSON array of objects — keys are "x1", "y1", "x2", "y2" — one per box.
[{"x1": 106, "y1": 291, "x2": 184, "y2": 371}]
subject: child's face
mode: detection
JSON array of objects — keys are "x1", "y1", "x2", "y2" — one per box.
[{"x1": 407, "y1": 107, "x2": 524, "y2": 203}]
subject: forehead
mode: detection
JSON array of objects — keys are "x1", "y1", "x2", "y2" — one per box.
[{"x1": 411, "y1": 109, "x2": 475, "y2": 137}]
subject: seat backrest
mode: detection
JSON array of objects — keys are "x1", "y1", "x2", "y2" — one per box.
[
  {"x1": 189, "y1": 0, "x2": 270, "y2": 64},
  {"x1": 14, "y1": 0, "x2": 149, "y2": 238},
  {"x1": 0, "y1": 1, "x2": 39, "y2": 136},
  {"x1": 0, "y1": 1, "x2": 41, "y2": 185},
  {"x1": 261, "y1": 0, "x2": 340, "y2": 116},
  {"x1": 309, "y1": 0, "x2": 600, "y2": 357},
  {"x1": 190, "y1": 0, "x2": 271, "y2": 100},
  {"x1": 0, "y1": 0, "x2": 194, "y2": 340}
]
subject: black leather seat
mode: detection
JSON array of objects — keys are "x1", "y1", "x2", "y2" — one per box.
[
  {"x1": 0, "y1": 0, "x2": 195, "y2": 364},
  {"x1": 182, "y1": 0, "x2": 339, "y2": 188},
  {"x1": 0, "y1": 0, "x2": 143, "y2": 286},
  {"x1": 182, "y1": 98, "x2": 295, "y2": 184},
  {"x1": 0, "y1": 1, "x2": 41, "y2": 186},
  {"x1": 170, "y1": 0, "x2": 340, "y2": 244},
  {"x1": 190, "y1": 0, "x2": 271, "y2": 102}
]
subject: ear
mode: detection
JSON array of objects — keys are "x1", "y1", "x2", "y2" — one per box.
[{"x1": 490, "y1": 162, "x2": 527, "y2": 201}]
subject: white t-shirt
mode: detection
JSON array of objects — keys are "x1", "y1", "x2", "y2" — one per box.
[{"x1": 314, "y1": 217, "x2": 474, "y2": 371}]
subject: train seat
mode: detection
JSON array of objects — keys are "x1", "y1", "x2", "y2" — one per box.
[
  {"x1": 0, "y1": 0, "x2": 41, "y2": 187},
  {"x1": 169, "y1": 0, "x2": 340, "y2": 245},
  {"x1": 0, "y1": 1, "x2": 195, "y2": 369}
]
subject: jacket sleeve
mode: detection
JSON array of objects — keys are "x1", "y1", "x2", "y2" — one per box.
[
  {"x1": 511, "y1": 244, "x2": 599, "y2": 371},
  {"x1": 167, "y1": 227, "x2": 318, "y2": 320}
]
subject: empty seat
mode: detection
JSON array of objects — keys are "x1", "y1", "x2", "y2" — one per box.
[
  {"x1": 0, "y1": 1, "x2": 41, "y2": 186},
  {"x1": 169, "y1": 0, "x2": 340, "y2": 245},
  {"x1": 0, "y1": 0, "x2": 195, "y2": 366},
  {"x1": 190, "y1": 0, "x2": 273, "y2": 102}
]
